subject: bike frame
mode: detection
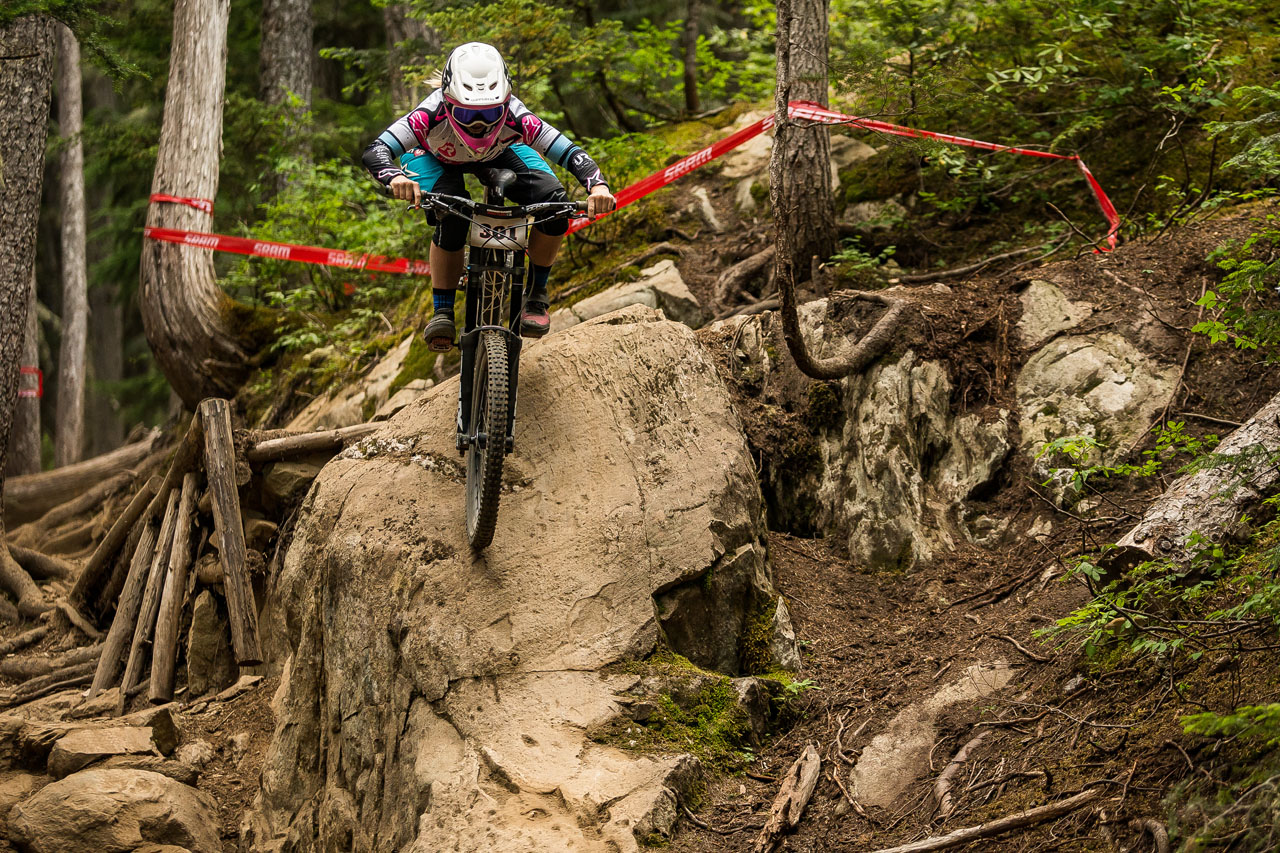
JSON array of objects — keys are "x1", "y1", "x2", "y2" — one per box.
[{"x1": 412, "y1": 175, "x2": 586, "y2": 457}]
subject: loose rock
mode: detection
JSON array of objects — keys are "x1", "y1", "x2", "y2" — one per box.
[{"x1": 8, "y1": 768, "x2": 221, "y2": 853}]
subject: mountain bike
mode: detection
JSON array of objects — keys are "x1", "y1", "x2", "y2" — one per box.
[{"x1": 411, "y1": 169, "x2": 587, "y2": 549}]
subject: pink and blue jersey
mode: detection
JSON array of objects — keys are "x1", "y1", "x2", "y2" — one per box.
[{"x1": 363, "y1": 90, "x2": 607, "y2": 191}]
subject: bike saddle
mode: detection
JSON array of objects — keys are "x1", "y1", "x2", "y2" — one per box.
[{"x1": 477, "y1": 168, "x2": 518, "y2": 201}]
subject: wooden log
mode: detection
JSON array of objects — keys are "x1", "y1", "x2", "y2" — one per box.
[
  {"x1": 1104, "y1": 388, "x2": 1280, "y2": 575},
  {"x1": 0, "y1": 626, "x2": 48, "y2": 657},
  {"x1": 119, "y1": 490, "x2": 181, "y2": 705},
  {"x1": 866, "y1": 788, "x2": 1103, "y2": 853},
  {"x1": 149, "y1": 472, "x2": 198, "y2": 704},
  {"x1": 245, "y1": 421, "x2": 380, "y2": 463},
  {"x1": 201, "y1": 399, "x2": 262, "y2": 665},
  {"x1": 7, "y1": 543, "x2": 76, "y2": 580},
  {"x1": 753, "y1": 743, "x2": 821, "y2": 853},
  {"x1": 40, "y1": 519, "x2": 96, "y2": 555},
  {"x1": 3, "y1": 431, "x2": 161, "y2": 525},
  {"x1": 68, "y1": 476, "x2": 159, "y2": 608},
  {"x1": 87, "y1": 522, "x2": 158, "y2": 699},
  {"x1": 0, "y1": 644, "x2": 101, "y2": 680},
  {"x1": 10, "y1": 471, "x2": 133, "y2": 544}
]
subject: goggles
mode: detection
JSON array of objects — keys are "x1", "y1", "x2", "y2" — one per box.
[{"x1": 450, "y1": 104, "x2": 506, "y2": 129}]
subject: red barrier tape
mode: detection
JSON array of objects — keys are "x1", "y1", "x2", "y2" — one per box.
[
  {"x1": 142, "y1": 226, "x2": 431, "y2": 275},
  {"x1": 18, "y1": 366, "x2": 42, "y2": 399},
  {"x1": 150, "y1": 193, "x2": 215, "y2": 215},
  {"x1": 142, "y1": 99, "x2": 1119, "y2": 271},
  {"x1": 569, "y1": 100, "x2": 1119, "y2": 250}
]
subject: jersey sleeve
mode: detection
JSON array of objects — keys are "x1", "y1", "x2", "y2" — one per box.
[
  {"x1": 511, "y1": 99, "x2": 609, "y2": 191},
  {"x1": 363, "y1": 98, "x2": 432, "y2": 185}
]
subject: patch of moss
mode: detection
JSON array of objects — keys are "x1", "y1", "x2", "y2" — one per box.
[
  {"x1": 807, "y1": 381, "x2": 844, "y2": 431},
  {"x1": 389, "y1": 335, "x2": 438, "y2": 397},
  {"x1": 738, "y1": 596, "x2": 777, "y2": 676},
  {"x1": 601, "y1": 650, "x2": 757, "y2": 771},
  {"x1": 750, "y1": 180, "x2": 770, "y2": 208}
]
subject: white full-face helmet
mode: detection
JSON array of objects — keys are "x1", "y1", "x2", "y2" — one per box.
[{"x1": 441, "y1": 42, "x2": 512, "y2": 153}]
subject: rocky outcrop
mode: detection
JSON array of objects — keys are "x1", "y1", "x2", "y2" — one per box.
[
  {"x1": 1016, "y1": 333, "x2": 1179, "y2": 474},
  {"x1": 287, "y1": 334, "x2": 433, "y2": 431},
  {"x1": 8, "y1": 768, "x2": 221, "y2": 853},
  {"x1": 711, "y1": 299, "x2": 1010, "y2": 570},
  {"x1": 551, "y1": 260, "x2": 704, "y2": 332},
  {"x1": 244, "y1": 306, "x2": 795, "y2": 852}
]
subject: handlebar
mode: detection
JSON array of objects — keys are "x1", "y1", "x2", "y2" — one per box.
[{"x1": 407, "y1": 191, "x2": 589, "y2": 222}]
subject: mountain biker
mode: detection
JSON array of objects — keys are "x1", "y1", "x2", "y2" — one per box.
[{"x1": 362, "y1": 42, "x2": 616, "y2": 351}]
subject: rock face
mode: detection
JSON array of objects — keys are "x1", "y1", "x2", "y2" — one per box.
[
  {"x1": 244, "y1": 306, "x2": 793, "y2": 852},
  {"x1": 1016, "y1": 333, "x2": 1179, "y2": 472},
  {"x1": 551, "y1": 260, "x2": 704, "y2": 332},
  {"x1": 8, "y1": 768, "x2": 221, "y2": 853},
  {"x1": 711, "y1": 300, "x2": 1010, "y2": 570},
  {"x1": 287, "y1": 334, "x2": 422, "y2": 430},
  {"x1": 1018, "y1": 279, "x2": 1094, "y2": 348}
]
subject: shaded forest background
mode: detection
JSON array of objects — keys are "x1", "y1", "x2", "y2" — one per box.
[{"x1": 13, "y1": 0, "x2": 1280, "y2": 463}]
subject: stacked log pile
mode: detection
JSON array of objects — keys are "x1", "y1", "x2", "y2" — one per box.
[{"x1": 0, "y1": 398, "x2": 378, "y2": 717}]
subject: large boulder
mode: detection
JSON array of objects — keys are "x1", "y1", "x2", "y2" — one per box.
[
  {"x1": 244, "y1": 306, "x2": 793, "y2": 852},
  {"x1": 7, "y1": 768, "x2": 221, "y2": 853}
]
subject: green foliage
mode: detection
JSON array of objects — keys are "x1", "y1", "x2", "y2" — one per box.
[
  {"x1": 831, "y1": 238, "x2": 896, "y2": 277},
  {"x1": 1036, "y1": 422, "x2": 1218, "y2": 496},
  {"x1": 1183, "y1": 704, "x2": 1280, "y2": 748}
]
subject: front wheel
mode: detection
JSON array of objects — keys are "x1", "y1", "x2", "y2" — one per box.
[{"x1": 465, "y1": 330, "x2": 509, "y2": 549}]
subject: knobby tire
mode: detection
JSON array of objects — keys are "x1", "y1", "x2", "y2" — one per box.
[{"x1": 465, "y1": 329, "x2": 508, "y2": 549}]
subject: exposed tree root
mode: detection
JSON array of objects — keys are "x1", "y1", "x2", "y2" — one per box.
[
  {"x1": 867, "y1": 788, "x2": 1103, "y2": 853},
  {"x1": 934, "y1": 731, "x2": 990, "y2": 819},
  {"x1": 0, "y1": 625, "x2": 48, "y2": 656},
  {"x1": 0, "y1": 546, "x2": 50, "y2": 618},
  {"x1": 714, "y1": 245, "x2": 776, "y2": 306},
  {"x1": 7, "y1": 543, "x2": 75, "y2": 580},
  {"x1": 1131, "y1": 817, "x2": 1171, "y2": 853},
  {"x1": 4, "y1": 431, "x2": 160, "y2": 525},
  {"x1": 0, "y1": 643, "x2": 100, "y2": 680}
]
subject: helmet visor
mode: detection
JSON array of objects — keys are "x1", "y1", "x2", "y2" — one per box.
[{"x1": 452, "y1": 105, "x2": 506, "y2": 125}]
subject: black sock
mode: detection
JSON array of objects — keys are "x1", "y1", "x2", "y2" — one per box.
[{"x1": 529, "y1": 264, "x2": 551, "y2": 304}]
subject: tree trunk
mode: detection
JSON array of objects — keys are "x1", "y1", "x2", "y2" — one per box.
[
  {"x1": 5, "y1": 271, "x2": 41, "y2": 478},
  {"x1": 383, "y1": 4, "x2": 438, "y2": 111},
  {"x1": 86, "y1": 280, "x2": 124, "y2": 456},
  {"x1": 680, "y1": 0, "x2": 701, "y2": 114},
  {"x1": 55, "y1": 24, "x2": 88, "y2": 468},
  {"x1": 1104, "y1": 388, "x2": 1280, "y2": 575},
  {"x1": 773, "y1": 0, "x2": 836, "y2": 279},
  {"x1": 260, "y1": 0, "x2": 312, "y2": 109},
  {"x1": 0, "y1": 16, "x2": 56, "y2": 516},
  {"x1": 140, "y1": 0, "x2": 249, "y2": 408},
  {"x1": 682, "y1": 0, "x2": 701, "y2": 115}
]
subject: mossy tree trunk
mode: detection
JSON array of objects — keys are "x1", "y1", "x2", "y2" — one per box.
[{"x1": 140, "y1": 0, "x2": 250, "y2": 407}]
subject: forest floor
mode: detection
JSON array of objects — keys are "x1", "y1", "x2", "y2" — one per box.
[{"x1": 667, "y1": 210, "x2": 1280, "y2": 852}]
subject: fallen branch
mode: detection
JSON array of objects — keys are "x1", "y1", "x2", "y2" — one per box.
[
  {"x1": 88, "y1": 522, "x2": 159, "y2": 699},
  {"x1": 4, "y1": 431, "x2": 160, "y2": 525},
  {"x1": 896, "y1": 242, "x2": 1051, "y2": 284},
  {"x1": 867, "y1": 787, "x2": 1103, "y2": 853},
  {"x1": 9, "y1": 471, "x2": 133, "y2": 546},
  {"x1": 753, "y1": 743, "x2": 822, "y2": 853},
  {"x1": 934, "y1": 731, "x2": 989, "y2": 819},
  {"x1": 714, "y1": 296, "x2": 780, "y2": 322},
  {"x1": 119, "y1": 490, "x2": 181, "y2": 709},
  {"x1": 994, "y1": 634, "x2": 1051, "y2": 664},
  {"x1": 245, "y1": 422, "x2": 380, "y2": 463}
]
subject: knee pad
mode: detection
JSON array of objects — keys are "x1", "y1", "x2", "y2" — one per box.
[
  {"x1": 432, "y1": 214, "x2": 469, "y2": 252},
  {"x1": 533, "y1": 187, "x2": 571, "y2": 237}
]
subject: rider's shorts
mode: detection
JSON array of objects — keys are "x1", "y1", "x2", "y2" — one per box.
[{"x1": 399, "y1": 145, "x2": 570, "y2": 251}]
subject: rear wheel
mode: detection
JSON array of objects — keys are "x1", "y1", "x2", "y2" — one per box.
[{"x1": 465, "y1": 329, "x2": 509, "y2": 549}]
